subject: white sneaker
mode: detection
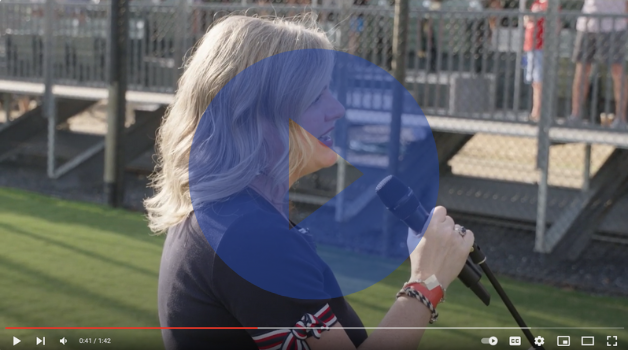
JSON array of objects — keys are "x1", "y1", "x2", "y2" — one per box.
[
  {"x1": 565, "y1": 115, "x2": 581, "y2": 126},
  {"x1": 610, "y1": 118, "x2": 627, "y2": 130}
]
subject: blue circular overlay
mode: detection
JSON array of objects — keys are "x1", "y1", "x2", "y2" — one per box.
[{"x1": 190, "y1": 49, "x2": 438, "y2": 299}]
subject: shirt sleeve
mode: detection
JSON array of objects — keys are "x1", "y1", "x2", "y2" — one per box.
[{"x1": 211, "y1": 211, "x2": 339, "y2": 350}]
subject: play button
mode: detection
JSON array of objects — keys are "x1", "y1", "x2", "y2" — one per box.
[{"x1": 13, "y1": 336, "x2": 21, "y2": 345}]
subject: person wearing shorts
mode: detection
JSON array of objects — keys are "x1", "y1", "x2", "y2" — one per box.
[
  {"x1": 523, "y1": 0, "x2": 548, "y2": 122},
  {"x1": 570, "y1": 0, "x2": 628, "y2": 129}
]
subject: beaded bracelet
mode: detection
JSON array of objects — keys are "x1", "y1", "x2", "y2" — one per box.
[{"x1": 396, "y1": 286, "x2": 439, "y2": 324}]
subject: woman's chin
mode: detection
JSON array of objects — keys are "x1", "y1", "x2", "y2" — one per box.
[{"x1": 316, "y1": 148, "x2": 339, "y2": 169}]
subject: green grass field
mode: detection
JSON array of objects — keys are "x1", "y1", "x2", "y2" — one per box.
[{"x1": 0, "y1": 187, "x2": 626, "y2": 349}]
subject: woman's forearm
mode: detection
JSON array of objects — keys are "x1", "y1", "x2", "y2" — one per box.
[{"x1": 357, "y1": 296, "x2": 432, "y2": 350}]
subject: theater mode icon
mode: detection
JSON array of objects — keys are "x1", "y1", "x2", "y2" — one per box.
[{"x1": 582, "y1": 336, "x2": 595, "y2": 346}]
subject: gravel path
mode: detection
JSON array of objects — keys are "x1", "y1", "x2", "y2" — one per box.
[{"x1": 455, "y1": 214, "x2": 628, "y2": 297}]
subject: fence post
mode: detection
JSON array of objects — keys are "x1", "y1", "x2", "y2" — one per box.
[
  {"x1": 3, "y1": 94, "x2": 11, "y2": 122},
  {"x1": 583, "y1": 144, "x2": 591, "y2": 191},
  {"x1": 381, "y1": 0, "x2": 410, "y2": 257},
  {"x1": 104, "y1": 0, "x2": 129, "y2": 207},
  {"x1": 535, "y1": 0, "x2": 559, "y2": 253},
  {"x1": 44, "y1": 0, "x2": 57, "y2": 178},
  {"x1": 174, "y1": 0, "x2": 188, "y2": 88},
  {"x1": 389, "y1": 0, "x2": 410, "y2": 178},
  {"x1": 334, "y1": 0, "x2": 352, "y2": 223}
]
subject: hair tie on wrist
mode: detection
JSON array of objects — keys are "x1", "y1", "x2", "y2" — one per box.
[{"x1": 396, "y1": 287, "x2": 439, "y2": 324}]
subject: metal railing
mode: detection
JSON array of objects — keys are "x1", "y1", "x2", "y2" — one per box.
[{"x1": 1, "y1": 2, "x2": 627, "y2": 129}]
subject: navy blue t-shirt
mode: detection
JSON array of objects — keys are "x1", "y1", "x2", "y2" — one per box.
[{"x1": 158, "y1": 188, "x2": 368, "y2": 349}]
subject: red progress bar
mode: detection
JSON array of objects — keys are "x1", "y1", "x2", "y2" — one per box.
[{"x1": 6, "y1": 327, "x2": 258, "y2": 330}]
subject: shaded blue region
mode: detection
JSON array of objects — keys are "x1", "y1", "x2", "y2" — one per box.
[
  {"x1": 190, "y1": 49, "x2": 438, "y2": 298},
  {"x1": 196, "y1": 189, "x2": 342, "y2": 299}
]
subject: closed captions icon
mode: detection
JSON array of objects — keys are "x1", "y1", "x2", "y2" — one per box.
[{"x1": 509, "y1": 336, "x2": 521, "y2": 346}]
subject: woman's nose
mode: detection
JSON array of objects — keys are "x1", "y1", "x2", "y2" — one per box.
[{"x1": 326, "y1": 95, "x2": 346, "y2": 121}]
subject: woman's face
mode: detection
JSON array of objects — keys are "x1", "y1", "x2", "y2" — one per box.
[{"x1": 295, "y1": 83, "x2": 345, "y2": 177}]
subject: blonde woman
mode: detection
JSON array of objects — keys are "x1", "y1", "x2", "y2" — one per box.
[{"x1": 146, "y1": 15, "x2": 473, "y2": 350}]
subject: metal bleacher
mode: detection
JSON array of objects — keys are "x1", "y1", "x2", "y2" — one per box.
[{"x1": 1, "y1": 1, "x2": 627, "y2": 258}]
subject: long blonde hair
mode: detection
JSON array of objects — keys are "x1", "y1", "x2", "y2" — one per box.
[{"x1": 144, "y1": 14, "x2": 334, "y2": 234}]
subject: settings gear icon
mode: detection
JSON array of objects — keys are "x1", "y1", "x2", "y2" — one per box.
[{"x1": 534, "y1": 336, "x2": 545, "y2": 346}]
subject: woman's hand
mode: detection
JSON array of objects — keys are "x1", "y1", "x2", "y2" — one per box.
[
  {"x1": 311, "y1": 207, "x2": 475, "y2": 350},
  {"x1": 408, "y1": 206, "x2": 474, "y2": 290}
]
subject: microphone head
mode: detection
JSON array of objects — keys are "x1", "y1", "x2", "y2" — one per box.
[
  {"x1": 376, "y1": 175, "x2": 424, "y2": 220},
  {"x1": 376, "y1": 175, "x2": 408, "y2": 209}
]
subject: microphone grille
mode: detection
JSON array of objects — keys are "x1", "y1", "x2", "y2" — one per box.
[{"x1": 375, "y1": 175, "x2": 409, "y2": 209}]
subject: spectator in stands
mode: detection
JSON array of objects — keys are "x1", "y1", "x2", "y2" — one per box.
[
  {"x1": 319, "y1": 0, "x2": 339, "y2": 31},
  {"x1": 523, "y1": 0, "x2": 548, "y2": 122},
  {"x1": 569, "y1": 0, "x2": 628, "y2": 129},
  {"x1": 348, "y1": 0, "x2": 368, "y2": 55},
  {"x1": 488, "y1": 0, "x2": 503, "y2": 46},
  {"x1": 416, "y1": 1, "x2": 437, "y2": 72}
]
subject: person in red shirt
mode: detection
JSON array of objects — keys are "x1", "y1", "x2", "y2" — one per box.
[{"x1": 523, "y1": 0, "x2": 548, "y2": 122}]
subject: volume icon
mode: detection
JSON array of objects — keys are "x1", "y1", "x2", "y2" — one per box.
[{"x1": 60, "y1": 337, "x2": 68, "y2": 345}]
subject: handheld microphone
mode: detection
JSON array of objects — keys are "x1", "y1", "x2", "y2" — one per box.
[{"x1": 376, "y1": 175, "x2": 491, "y2": 306}]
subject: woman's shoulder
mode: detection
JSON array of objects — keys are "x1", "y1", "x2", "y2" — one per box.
[
  {"x1": 217, "y1": 214, "x2": 332, "y2": 299},
  {"x1": 195, "y1": 190, "x2": 312, "y2": 252},
  {"x1": 159, "y1": 212, "x2": 218, "y2": 304},
  {"x1": 166, "y1": 193, "x2": 312, "y2": 260},
  {"x1": 219, "y1": 208, "x2": 316, "y2": 258},
  {"x1": 164, "y1": 212, "x2": 211, "y2": 254}
]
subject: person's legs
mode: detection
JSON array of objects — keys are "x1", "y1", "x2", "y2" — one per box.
[
  {"x1": 348, "y1": 17, "x2": 361, "y2": 55},
  {"x1": 531, "y1": 82, "x2": 542, "y2": 121},
  {"x1": 570, "y1": 31, "x2": 594, "y2": 121},
  {"x1": 607, "y1": 31, "x2": 628, "y2": 123},
  {"x1": 528, "y1": 50, "x2": 543, "y2": 121},
  {"x1": 17, "y1": 96, "x2": 30, "y2": 114},
  {"x1": 571, "y1": 63, "x2": 592, "y2": 119},
  {"x1": 610, "y1": 64, "x2": 627, "y2": 123},
  {"x1": 348, "y1": 33, "x2": 357, "y2": 55}
]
